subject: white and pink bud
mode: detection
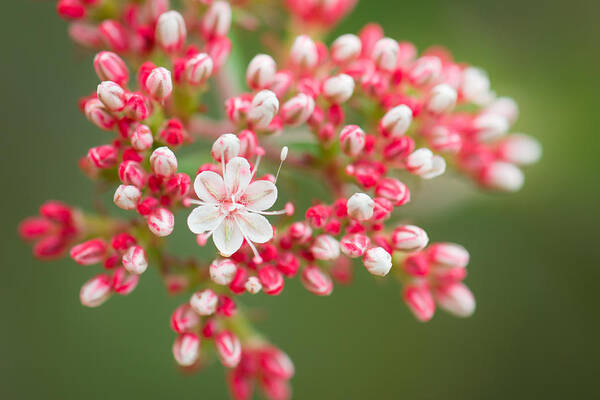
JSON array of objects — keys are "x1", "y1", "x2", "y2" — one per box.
[
  {"x1": 290, "y1": 35, "x2": 318, "y2": 71},
  {"x1": 122, "y1": 245, "x2": 148, "y2": 275},
  {"x1": 171, "y1": 304, "x2": 200, "y2": 333},
  {"x1": 434, "y1": 283, "x2": 476, "y2": 317},
  {"x1": 259, "y1": 347, "x2": 295, "y2": 380},
  {"x1": 331, "y1": 34, "x2": 361, "y2": 65},
  {"x1": 461, "y1": 67, "x2": 492, "y2": 106},
  {"x1": 379, "y1": 105, "x2": 413, "y2": 137},
  {"x1": 244, "y1": 276, "x2": 262, "y2": 294},
  {"x1": 84, "y1": 98, "x2": 116, "y2": 130},
  {"x1": 155, "y1": 10, "x2": 187, "y2": 53},
  {"x1": 172, "y1": 333, "x2": 200, "y2": 367},
  {"x1": 340, "y1": 233, "x2": 370, "y2": 258},
  {"x1": 288, "y1": 222, "x2": 312, "y2": 243},
  {"x1": 150, "y1": 146, "x2": 178, "y2": 177},
  {"x1": 408, "y1": 56, "x2": 442, "y2": 86},
  {"x1": 473, "y1": 113, "x2": 509, "y2": 142},
  {"x1": 258, "y1": 266, "x2": 285, "y2": 295},
  {"x1": 93, "y1": 51, "x2": 128, "y2": 86},
  {"x1": 391, "y1": 225, "x2": 429, "y2": 252},
  {"x1": 246, "y1": 54, "x2": 277, "y2": 90},
  {"x1": 323, "y1": 73, "x2": 355, "y2": 104},
  {"x1": 70, "y1": 238, "x2": 107, "y2": 266},
  {"x1": 339, "y1": 125, "x2": 366, "y2": 157},
  {"x1": 281, "y1": 93, "x2": 315, "y2": 126},
  {"x1": 145, "y1": 67, "x2": 173, "y2": 101},
  {"x1": 371, "y1": 37, "x2": 399, "y2": 72},
  {"x1": 311, "y1": 235, "x2": 340, "y2": 260},
  {"x1": 480, "y1": 161, "x2": 524, "y2": 192},
  {"x1": 113, "y1": 184, "x2": 141, "y2": 210},
  {"x1": 497, "y1": 134, "x2": 542, "y2": 166},
  {"x1": 484, "y1": 96, "x2": 519, "y2": 124},
  {"x1": 426, "y1": 84, "x2": 457, "y2": 114},
  {"x1": 147, "y1": 207, "x2": 175, "y2": 237},
  {"x1": 130, "y1": 124, "x2": 154, "y2": 151},
  {"x1": 421, "y1": 155, "x2": 446, "y2": 179},
  {"x1": 301, "y1": 266, "x2": 333, "y2": 296},
  {"x1": 406, "y1": 148, "x2": 434, "y2": 175},
  {"x1": 346, "y1": 192, "x2": 374, "y2": 221},
  {"x1": 215, "y1": 331, "x2": 242, "y2": 368},
  {"x1": 202, "y1": 1, "x2": 232, "y2": 38},
  {"x1": 248, "y1": 90, "x2": 279, "y2": 129},
  {"x1": 403, "y1": 284, "x2": 435, "y2": 322},
  {"x1": 209, "y1": 259, "x2": 237, "y2": 285},
  {"x1": 118, "y1": 161, "x2": 146, "y2": 188},
  {"x1": 375, "y1": 177, "x2": 410, "y2": 206},
  {"x1": 97, "y1": 81, "x2": 126, "y2": 112},
  {"x1": 211, "y1": 133, "x2": 240, "y2": 162},
  {"x1": 111, "y1": 267, "x2": 139, "y2": 295},
  {"x1": 428, "y1": 243, "x2": 469, "y2": 268},
  {"x1": 185, "y1": 53, "x2": 213, "y2": 86},
  {"x1": 190, "y1": 289, "x2": 218, "y2": 316},
  {"x1": 363, "y1": 247, "x2": 392, "y2": 277},
  {"x1": 80, "y1": 274, "x2": 112, "y2": 307}
]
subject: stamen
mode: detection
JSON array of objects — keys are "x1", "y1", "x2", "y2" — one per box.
[
  {"x1": 274, "y1": 146, "x2": 288, "y2": 184},
  {"x1": 248, "y1": 209, "x2": 287, "y2": 215},
  {"x1": 251, "y1": 154, "x2": 263, "y2": 179}
]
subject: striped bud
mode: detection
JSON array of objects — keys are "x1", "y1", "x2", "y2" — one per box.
[
  {"x1": 80, "y1": 274, "x2": 112, "y2": 307},
  {"x1": 150, "y1": 146, "x2": 178, "y2": 177},
  {"x1": 147, "y1": 207, "x2": 174, "y2": 237},
  {"x1": 290, "y1": 35, "x2": 318, "y2": 70},
  {"x1": 323, "y1": 73, "x2": 355, "y2": 104},
  {"x1": 211, "y1": 133, "x2": 240, "y2": 162},
  {"x1": 375, "y1": 177, "x2": 410, "y2": 206},
  {"x1": 371, "y1": 37, "x2": 399, "y2": 72},
  {"x1": 391, "y1": 225, "x2": 429, "y2": 252},
  {"x1": 434, "y1": 283, "x2": 476, "y2": 317},
  {"x1": 185, "y1": 53, "x2": 213, "y2": 85},
  {"x1": 173, "y1": 333, "x2": 200, "y2": 367},
  {"x1": 122, "y1": 245, "x2": 148, "y2": 275},
  {"x1": 171, "y1": 304, "x2": 200, "y2": 333},
  {"x1": 209, "y1": 259, "x2": 237, "y2": 285},
  {"x1": 346, "y1": 192, "x2": 374, "y2": 221},
  {"x1": 281, "y1": 93, "x2": 315, "y2": 126},
  {"x1": 130, "y1": 124, "x2": 154, "y2": 151},
  {"x1": 258, "y1": 266, "x2": 285, "y2": 295},
  {"x1": 97, "y1": 81, "x2": 126, "y2": 112},
  {"x1": 155, "y1": 10, "x2": 187, "y2": 53},
  {"x1": 145, "y1": 67, "x2": 173, "y2": 101},
  {"x1": 339, "y1": 125, "x2": 366, "y2": 157},
  {"x1": 311, "y1": 235, "x2": 340, "y2": 260},
  {"x1": 427, "y1": 243, "x2": 469, "y2": 268},
  {"x1": 426, "y1": 84, "x2": 457, "y2": 114},
  {"x1": 247, "y1": 54, "x2": 276, "y2": 90},
  {"x1": 114, "y1": 184, "x2": 141, "y2": 210},
  {"x1": 215, "y1": 331, "x2": 241, "y2": 368},
  {"x1": 301, "y1": 266, "x2": 333, "y2": 296},
  {"x1": 331, "y1": 34, "x2": 361, "y2": 64},
  {"x1": 379, "y1": 105, "x2": 412, "y2": 137},
  {"x1": 84, "y1": 98, "x2": 116, "y2": 130},
  {"x1": 93, "y1": 51, "x2": 129, "y2": 86},
  {"x1": 363, "y1": 247, "x2": 392, "y2": 276},
  {"x1": 248, "y1": 90, "x2": 279, "y2": 129},
  {"x1": 340, "y1": 233, "x2": 370, "y2": 258},
  {"x1": 403, "y1": 284, "x2": 435, "y2": 322},
  {"x1": 70, "y1": 239, "x2": 107, "y2": 266},
  {"x1": 409, "y1": 56, "x2": 442, "y2": 86}
]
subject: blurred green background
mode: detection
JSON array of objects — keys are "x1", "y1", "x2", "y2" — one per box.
[{"x1": 2, "y1": 0, "x2": 599, "y2": 399}]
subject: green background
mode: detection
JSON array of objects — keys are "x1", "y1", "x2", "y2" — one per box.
[{"x1": 2, "y1": 0, "x2": 599, "y2": 399}]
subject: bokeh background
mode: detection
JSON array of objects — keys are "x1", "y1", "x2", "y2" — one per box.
[{"x1": 2, "y1": 0, "x2": 599, "y2": 399}]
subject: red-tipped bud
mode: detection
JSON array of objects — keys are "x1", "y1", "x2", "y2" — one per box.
[
  {"x1": 290, "y1": 35, "x2": 318, "y2": 71},
  {"x1": 209, "y1": 259, "x2": 237, "y2": 285},
  {"x1": 97, "y1": 81, "x2": 126, "y2": 112},
  {"x1": 93, "y1": 51, "x2": 129, "y2": 86},
  {"x1": 111, "y1": 233, "x2": 137, "y2": 251},
  {"x1": 301, "y1": 265, "x2": 333, "y2": 296},
  {"x1": 305, "y1": 205, "x2": 330, "y2": 229},
  {"x1": 80, "y1": 274, "x2": 112, "y2": 307},
  {"x1": 259, "y1": 347, "x2": 295, "y2": 380},
  {"x1": 403, "y1": 284, "x2": 435, "y2": 322},
  {"x1": 403, "y1": 252, "x2": 430, "y2": 277},
  {"x1": 379, "y1": 105, "x2": 412, "y2": 137},
  {"x1": 216, "y1": 331, "x2": 242, "y2": 368},
  {"x1": 311, "y1": 235, "x2": 340, "y2": 260},
  {"x1": 339, "y1": 125, "x2": 366, "y2": 157},
  {"x1": 276, "y1": 253, "x2": 299, "y2": 277},
  {"x1": 150, "y1": 146, "x2": 177, "y2": 177},
  {"x1": 70, "y1": 239, "x2": 107, "y2": 266},
  {"x1": 408, "y1": 56, "x2": 442, "y2": 86},
  {"x1": 111, "y1": 267, "x2": 139, "y2": 295},
  {"x1": 211, "y1": 133, "x2": 240, "y2": 162},
  {"x1": 190, "y1": 289, "x2": 218, "y2": 316},
  {"x1": 18, "y1": 217, "x2": 53, "y2": 240},
  {"x1": 427, "y1": 243, "x2": 469, "y2": 268},
  {"x1": 129, "y1": 124, "x2": 153, "y2": 151},
  {"x1": 375, "y1": 178, "x2": 410, "y2": 206},
  {"x1": 245, "y1": 276, "x2": 262, "y2": 294},
  {"x1": 372, "y1": 197, "x2": 393, "y2": 220},
  {"x1": 346, "y1": 192, "x2": 374, "y2": 221},
  {"x1": 247, "y1": 54, "x2": 277, "y2": 90},
  {"x1": 185, "y1": 53, "x2": 213, "y2": 85},
  {"x1": 383, "y1": 136, "x2": 415, "y2": 160},
  {"x1": 426, "y1": 84, "x2": 457, "y2": 114},
  {"x1": 173, "y1": 333, "x2": 200, "y2": 367},
  {"x1": 166, "y1": 173, "x2": 191, "y2": 198},
  {"x1": 288, "y1": 221, "x2": 313, "y2": 242},
  {"x1": 87, "y1": 144, "x2": 118, "y2": 169},
  {"x1": 202, "y1": 1, "x2": 232, "y2": 38},
  {"x1": 392, "y1": 225, "x2": 429, "y2": 252},
  {"x1": 258, "y1": 266, "x2": 284, "y2": 295},
  {"x1": 363, "y1": 247, "x2": 392, "y2": 276},
  {"x1": 124, "y1": 92, "x2": 151, "y2": 121},
  {"x1": 155, "y1": 10, "x2": 187, "y2": 53},
  {"x1": 118, "y1": 161, "x2": 146, "y2": 189},
  {"x1": 281, "y1": 93, "x2": 315, "y2": 127},
  {"x1": 145, "y1": 67, "x2": 173, "y2": 101},
  {"x1": 434, "y1": 283, "x2": 476, "y2": 317},
  {"x1": 114, "y1": 184, "x2": 141, "y2": 210},
  {"x1": 122, "y1": 245, "x2": 148, "y2": 274},
  {"x1": 84, "y1": 99, "x2": 116, "y2": 130},
  {"x1": 147, "y1": 207, "x2": 174, "y2": 237},
  {"x1": 340, "y1": 233, "x2": 370, "y2": 258},
  {"x1": 171, "y1": 304, "x2": 200, "y2": 333}
]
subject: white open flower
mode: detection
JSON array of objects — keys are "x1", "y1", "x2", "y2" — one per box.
[{"x1": 187, "y1": 154, "x2": 285, "y2": 258}]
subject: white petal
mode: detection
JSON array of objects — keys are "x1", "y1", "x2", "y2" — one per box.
[
  {"x1": 225, "y1": 157, "x2": 252, "y2": 197},
  {"x1": 194, "y1": 171, "x2": 226, "y2": 203},
  {"x1": 235, "y1": 211, "x2": 273, "y2": 244},
  {"x1": 187, "y1": 205, "x2": 224, "y2": 234},
  {"x1": 213, "y1": 216, "x2": 244, "y2": 256},
  {"x1": 243, "y1": 180, "x2": 278, "y2": 211}
]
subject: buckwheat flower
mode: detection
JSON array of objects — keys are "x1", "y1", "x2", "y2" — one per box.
[
  {"x1": 480, "y1": 161, "x2": 524, "y2": 192},
  {"x1": 145, "y1": 67, "x2": 173, "y2": 101},
  {"x1": 290, "y1": 35, "x2": 318, "y2": 70},
  {"x1": 497, "y1": 134, "x2": 542, "y2": 166},
  {"x1": 248, "y1": 90, "x2": 279, "y2": 129},
  {"x1": 97, "y1": 81, "x2": 126, "y2": 112},
  {"x1": 210, "y1": 259, "x2": 238, "y2": 285},
  {"x1": 155, "y1": 10, "x2": 187, "y2": 53},
  {"x1": 93, "y1": 51, "x2": 129, "y2": 86},
  {"x1": 391, "y1": 225, "x2": 429, "y2": 252},
  {"x1": 379, "y1": 105, "x2": 413, "y2": 137},
  {"x1": 190, "y1": 289, "x2": 218, "y2": 316},
  {"x1": 114, "y1": 184, "x2": 141, "y2": 210},
  {"x1": 147, "y1": 207, "x2": 175, "y2": 237},
  {"x1": 311, "y1": 235, "x2": 340, "y2": 260},
  {"x1": 202, "y1": 1, "x2": 232, "y2": 38},
  {"x1": 130, "y1": 124, "x2": 154, "y2": 151},
  {"x1": 339, "y1": 125, "x2": 366, "y2": 156},
  {"x1": 434, "y1": 283, "x2": 476, "y2": 317},
  {"x1": 211, "y1": 133, "x2": 240, "y2": 162},
  {"x1": 323, "y1": 73, "x2": 355, "y2": 104},
  {"x1": 245, "y1": 276, "x2": 262, "y2": 294},
  {"x1": 331, "y1": 34, "x2": 362, "y2": 64},
  {"x1": 122, "y1": 245, "x2": 148, "y2": 275},
  {"x1": 281, "y1": 93, "x2": 315, "y2": 126},
  {"x1": 185, "y1": 53, "x2": 213, "y2": 86},
  {"x1": 301, "y1": 266, "x2": 333, "y2": 296},
  {"x1": 426, "y1": 84, "x2": 457, "y2": 114},
  {"x1": 371, "y1": 37, "x2": 399, "y2": 72},
  {"x1": 216, "y1": 331, "x2": 242, "y2": 368},
  {"x1": 187, "y1": 152, "x2": 287, "y2": 258},
  {"x1": 347, "y1": 192, "x2": 374, "y2": 221},
  {"x1": 150, "y1": 146, "x2": 178, "y2": 177},
  {"x1": 363, "y1": 247, "x2": 392, "y2": 276},
  {"x1": 173, "y1": 333, "x2": 200, "y2": 367},
  {"x1": 247, "y1": 54, "x2": 277, "y2": 90},
  {"x1": 80, "y1": 274, "x2": 112, "y2": 308},
  {"x1": 461, "y1": 67, "x2": 492, "y2": 106}
]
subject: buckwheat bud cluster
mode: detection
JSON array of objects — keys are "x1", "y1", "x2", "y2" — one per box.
[{"x1": 21, "y1": 1, "x2": 541, "y2": 399}]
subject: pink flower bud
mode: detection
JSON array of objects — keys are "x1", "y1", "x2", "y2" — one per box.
[
  {"x1": 97, "y1": 81, "x2": 126, "y2": 112},
  {"x1": 129, "y1": 124, "x2": 153, "y2": 151},
  {"x1": 403, "y1": 284, "x2": 435, "y2": 322},
  {"x1": 363, "y1": 247, "x2": 392, "y2": 276},
  {"x1": 211, "y1": 133, "x2": 240, "y2": 162},
  {"x1": 270, "y1": 70, "x2": 294, "y2": 97},
  {"x1": 392, "y1": 225, "x2": 429, "y2": 252},
  {"x1": 259, "y1": 347, "x2": 295, "y2": 380},
  {"x1": 87, "y1": 145, "x2": 118, "y2": 169},
  {"x1": 371, "y1": 37, "x2": 399, "y2": 72},
  {"x1": 258, "y1": 266, "x2": 285, "y2": 295},
  {"x1": 497, "y1": 134, "x2": 542, "y2": 166},
  {"x1": 408, "y1": 56, "x2": 442, "y2": 86},
  {"x1": 111, "y1": 267, "x2": 139, "y2": 295},
  {"x1": 121, "y1": 245, "x2": 148, "y2": 274},
  {"x1": 216, "y1": 331, "x2": 242, "y2": 368},
  {"x1": 145, "y1": 67, "x2": 173, "y2": 101},
  {"x1": 346, "y1": 192, "x2": 374, "y2": 221},
  {"x1": 80, "y1": 274, "x2": 112, "y2": 307},
  {"x1": 155, "y1": 10, "x2": 187, "y2": 53},
  {"x1": 426, "y1": 84, "x2": 457, "y2": 114},
  {"x1": 173, "y1": 333, "x2": 200, "y2": 367},
  {"x1": 171, "y1": 304, "x2": 200, "y2": 333},
  {"x1": 247, "y1": 54, "x2": 277, "y2": 90},
  {"x1": 113, "y1": 184, "x2": 141, "y2": 210},
  {"x1": 484, "y1": 96, "x2": 519, "y2": 124},
  {"x1": 460, "y1": 67, "x2": 491, "y2": 105},
  {"x1": 209, "y1": 259, "x2": 237, "y2": 285},
  {"x1": 202, "y1": 1, "x2": 232, "y2": 38},
  {"x1": 166, "y1": 173, "x2": 191, "y2": 198},
  {"x1": 323, "y1": 73, "x2": 354, "y2": 103},
  {"x1": 98, "y1": 20, "x2": 128, "y2": 52},
  {"x1": 379, "y1": 105, "x2": 413, "y2": 137},
  {"x1": 248, "y1": 90, "x2": 279, "y2": 129},
  {"x1": 57, "y1": 0, "x2": 86, "y2": 20},
  {"x1": 150, "y1": 146, "x2": 177, "y2": 177},
  {"x1": 245, "y1": 276, "x2": 262, "y2": 294},
  {"x1": 427, "y1": 243, "x2": 469, "y2": 268},
  {"x1": 339, "y1": 125, "x2": 366, "y2": 157},
  {"x1": 340, "y1": 233, "x2": 370, "y2": 258},
  {"x1": 383, "y1": 136, "x2": 415, "y2": 160},
  {"x1": 331, "y1": 34, "x2": 361, "y2": 64},
  {"x1": 375, "y1": 177, "x2": 410, "y2": 206},
  {"x1": 403, "y1": 252, "x2": 430, "y2": 276},
  {"x1": 288, "y1": 221, "x2": 313, "y2": 242},
  {"x1": 93, "y1": 51, "x2": 129, "y2": 86},
  {"x1": 18, "y1": 217, "x2": 52, "y2": 240},
  {"x1": 428, "y1": 126, "x2": 461, "y2": 154},
  {"x1": 147, "y1": 207, "x2": 174, "y2": 237},
  {"x1": 420, "y1": 155, "x2": 446, "y2": 179},
  {"x1": 185, "y1": 53, "x2": 213, "y2": 85},
  {"x1": 372, "y1": 197, "x2": 394, "y2": 220},
  {"x1": 474, "y1": 113, "x2": 509, "y2": 142},
  {"x1": 70, "y1": 239, "x2": 107, "y2": 266},
  {"x1": 434, "y1": 283, "x2": 476, "y2": 317},
  {"x1": 480, "y1": 161, "x2": 524, "y2": 192},
  {"x1": 290, "y1": 35, "x2": 318, "y2": 70},
  {"x1": 84, "y1": 98, "x2": 116, "y2": 130},
  {"x1": 406, "y1": 148, "x2": 433, "y2": 175},
  {"x1": 117, "y1": 161, "x2": 145, "y2": 188},
  {"x1": 260, "y1": 376, "x2": 291, "y2": 400},
  {"x1": 311, "y1": 235, "x2": 340, "y2": 260},
  {"x1": 301, "y1": 265, "x2": 333, "y2": 296},
  {"x1": 281, "y1": 93, "x2": 315, "y2": 126},
  {"x1": 68, "y1": 22, "x2": 102, "y2": 48},
  {"x1": 190, "y1": 289, "x2": 218, "y2": 316}
]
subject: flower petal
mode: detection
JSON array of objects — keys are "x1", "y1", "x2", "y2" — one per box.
[
  {"x1": 213, "y1": 216, "x2": 244, "y2": 256},
  {"x1": 225, "y1": 157, "x2": 252, "y2": 197},
  {"x1": 187, "y1": 205, "x2": 224, "y2": 234},
  {"x1": 194, "y1": 171, "x2": 226, "y2": 203},
  {"x1": 243, "y1": 180, "x2": 278, "y2": 211},
  {"x1": 235, "y1": 211, "x2": 273, "y2": 244}
]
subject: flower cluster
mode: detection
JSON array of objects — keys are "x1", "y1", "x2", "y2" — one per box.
[{"x1": 21, "y1": 1, "x2": 540, "y2": 398}]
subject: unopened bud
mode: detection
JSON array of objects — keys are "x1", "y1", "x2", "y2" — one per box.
[
  {"x1": 497, "y1": 134, "x2": 542, "y2": 166},
  {"x1": 474, "y1": 113, "x2": 509, "y2": 142},
  {"x1": 428, "y1": 243, "x2": 469, "y2": 268},
  {"x1": 118, "y1": 160, "x2": 146, "y2": 188},
  {"x1": 311, "y1": 235, "x2": 340, "y2": 260},
  {"x1": 211, "y1": 133, "x2": 240, "y2": 162},
  {"x1": 290, "y1": 35, "x2": 318, "y2": 70},
  {"x1": 247, "y1": 54, "x2": 277, "y2": 90},
  {"x1": 339, "y1": 125, "x2": 366, "y2": 157},
  {"x1": 363, "y1": 247, "x2": 392, "y2": 276},
  {"x1": 173, "y1": 333, "x2": 200, "y2": 367},
  {"x1": 97, "y1": 81, "x2": 126, "y2": 111},
  {"x1": 281, "y1": 93, "x2": 315, "y2": 126},
  {"x1": 258, "y1": 266, "x2": 285, "y2": 295},
  {"x1": 379, "y1": 105, "x2": 413, "y2": 137},
  {"x1": 114, "y1": 184, "x2": 141, "y2": 210},
  {"x1": 145, "y1": 67, "x2": 173, "y2": 101},
  {"x1": 340, "y1": 233, "x2": 370, "y2": 258},
  {"x1": 155, "y1": 10, "x2": 187, "y2": 53},
  {"x1": 371, "y1": 37, "x2": 399, "y2": 72},
  {"x1": 323, "y1": 73, "x2": 355, "y2": 104},
  {"x1": 375, "y1": 177, "x2": 410, "y2": 206},
  {"x1": 434, "y1": 283, "x2": 476, "y2": 317},
  {"x1": 150, "y1": 146, "x2": 178, "y2": 177},
  {"x1": 392, "y1": 225, "x2": 429, "y2": 252},
  {"x1": 80, "y1": 274, "x2": 112, "y2": 307},
  {"x1": 409, "y1": 56, "x2": 442, "y2": 86},
  {"x1": 93, "y1": 51, "x2": 129, "y2": 86},
  {"x1": 461, "y1": 67, "x2": 491, "y2": 106},
  {"x1": 130, "y1": 124, "x2": 154, "y2": 151},
  {"x1": 185, "y1": 53, "x2": 213, "y2": 85},
  {"x1": 403, "y1": 284, "x2": 435, "y2": 322},
  {"x1": 202, "y1": 1, "x2": 232, "y2": 38},
  {"x1": 87, "y1": 145, "x2": 118, "y2": 168},
  {"x1": 346, "y1": 192, "x2": 374, "y2": 221},
  {"x1": 147, "y1": 207, "x2": 175, "y2": 237},
  {"x1": 426, "y1": 84, "x2": 457, "y2": 114},
  {"x1": 480, "y1": 161, "x2": 524, "y2": 192},
  {"x1": 331, "y1": 34, "x2": 361, "y2": 64},
  {"x1": 84, "y1": 99, "x2": 116, "y2": 130},
  {"x1": 70, "y1": 239, "x2": 107, "y2": 266},
  {"x1": 248, "y1": 90, "x2": 279, "y2": 129},
  {"x1": 215, "y1": 331, "x2": 241, "y2": 368},
  {"x1": 171, "y1": 304, "x2": 200, "y2": 333},
  {"x1": 122, "y1": 245, "x2": 148, "y2": 275},
  {"x1": 245, "y1": 276, "x2": 262, "y2": 294},
  {"x1": 301, "y1": 266, "x2": 333, "y2": 296},
  {"x1": 190, "y1": 289, "x2": 218, "y2": 316},
  {"x1": 209, "y1": 259, "x2": 237, "y2": 285}
]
